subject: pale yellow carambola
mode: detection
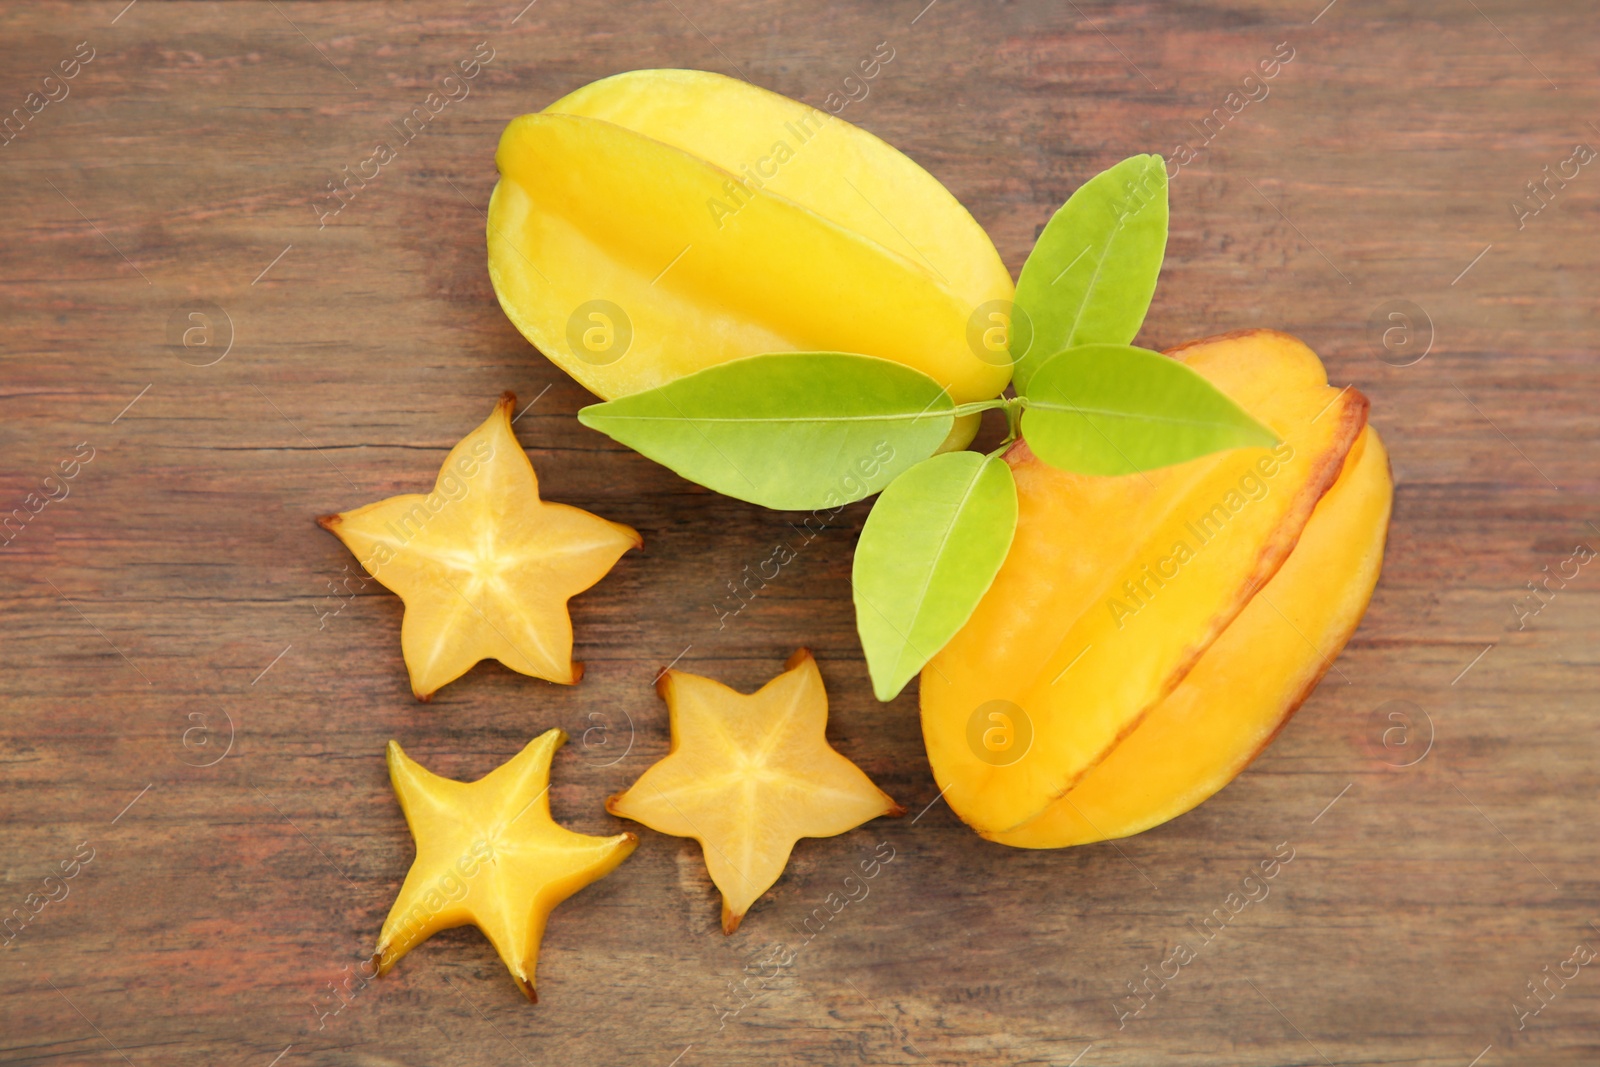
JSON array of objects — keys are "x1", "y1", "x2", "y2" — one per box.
[
  {"x1": 319, "y1": 394, "x2": 640, "y2": 699},
  {"x1": 607, "y1": 650, "x2": 902, "y2": 933},
  {"x1": 487, "y1": 68, "x2": 1014, "y2": 447},
  {"x1": 921, "y1": 330, "x2": 1390, "y2": 845}
]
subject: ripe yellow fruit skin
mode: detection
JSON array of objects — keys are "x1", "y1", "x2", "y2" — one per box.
[
  {"x1": 988, "y1": 425, "x2": 1391, "y2": 847},
  {"x1": 920, "y1": 330, "x2": 1369, "y2": 835},
  {"x1": 488, "y1": 69, "x2": 1013, "y2": 403}
]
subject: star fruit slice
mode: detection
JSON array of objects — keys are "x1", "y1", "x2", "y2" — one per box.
[
  {"x1": 990, "y1": 425, "x2": 1392, "y2": 847},
  {"x1": 488, "y1": 69, "x2": 1013, "y2": 406},
  {"x1": 921, "y1": 330, "x2": 1369, "y2": 835},
  {"x1": 318, "y1": 394, "x2": 640, "y2": 699},
  {"x1": 375, "y1": 729, "x2": 637, "y2": 1000},
  {"x1": 607, "y1": 650, "x2": 903, "y2": 933}
]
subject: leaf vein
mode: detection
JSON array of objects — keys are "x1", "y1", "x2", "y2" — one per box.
[{"x1": 587, "y1": 410, "x2": 954, "y2": 424}]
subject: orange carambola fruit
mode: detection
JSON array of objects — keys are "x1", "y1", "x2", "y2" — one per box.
[
  {"x1": 374, "y1": 730, "x2": 637, "y2": 1001},
  {"x1": 921, "y1": 330, "x2": 1380, "y2": 839},
  {"x1": 991, "y1": 423, "x2": 1392, "y2": 847},
  {"x1": 486, "y1": 69, "x2": 1014, "y2": 405},
  {"x1": 318, "y1": 394, "x2": 640, "y2": 699},
  {"x1": 607, "y1": 650, "x2": 903, "y2": 933}
]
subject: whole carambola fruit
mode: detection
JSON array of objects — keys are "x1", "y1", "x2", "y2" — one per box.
[
  {"x1": 991, "y1": 417, "x2": 1390, "y2": 847},
  {"x1": 486, "y1": 69, "x2": 1014, "y2": 411},
  {"x1": 920, "y1": 330, "x2": 1390, "y2": 844}
]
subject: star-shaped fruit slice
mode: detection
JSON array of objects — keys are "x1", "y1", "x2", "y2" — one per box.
[
  {"x1": 608, "y1": 650, "x2": 902, "y2": 933},
  {"x1": 318, "y1": 393, "x2": 640, "y2": 699},
  {"x1": 374, "y1": 729, "x2": 637, "y2": 1001}
]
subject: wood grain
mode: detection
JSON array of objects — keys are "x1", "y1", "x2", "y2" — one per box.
[{"x1": 1, "y1": 1, "x2": 1597, "y2": 1064}]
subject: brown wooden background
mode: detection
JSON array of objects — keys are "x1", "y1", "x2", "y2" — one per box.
[{"x1": 2, "y1": 1, "x2": 1597, "y2": 1064}]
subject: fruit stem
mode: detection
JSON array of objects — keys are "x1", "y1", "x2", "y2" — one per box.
[{"x1": 999, "y1": 395, "x2": 1026, "y2": 445}]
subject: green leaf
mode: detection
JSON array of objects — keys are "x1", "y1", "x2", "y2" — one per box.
[
  {"x1": 852, "y1": 451, "x2": 1018, "y2": 702},
  {"x1": 1019, "y1": 344, "x2": 1277, "y2": 476},
  {"x1": 577, "y1": 352, "x2": 957, "y2": 511},
  {"x1": 1011, "y1": 155, "x2": 1168, "y2": 393}
]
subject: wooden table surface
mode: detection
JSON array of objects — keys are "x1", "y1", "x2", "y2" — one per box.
[{"x1": 3, "y1": 1, "x2": 1597, "y2": 1064}]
